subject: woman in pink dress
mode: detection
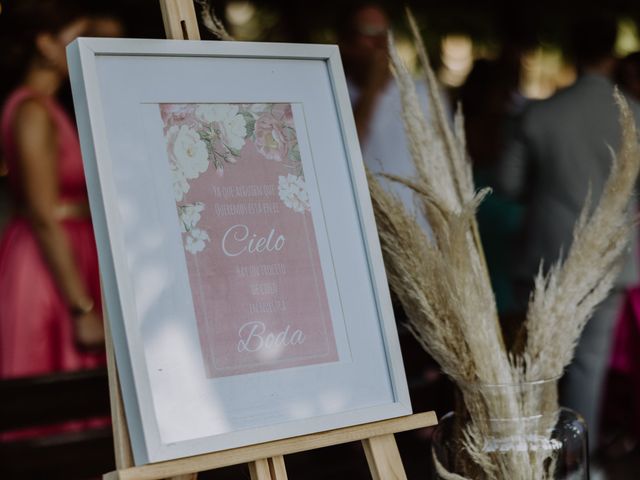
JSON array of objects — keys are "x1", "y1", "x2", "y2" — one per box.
[{"x1": 0, "y1": 1, "x2": 106, "y2": 378}]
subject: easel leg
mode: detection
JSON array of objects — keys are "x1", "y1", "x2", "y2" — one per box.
[
  {"x1": 268, "y1": 456, "x2": 288, "y2": 480},
  {"x1": 249, "y1": 459, "x2": 272, "y2": 480},
  {"x1": 103, "y1": 303, "x2": 134, "y2": 469},
  {"x1": 362, "y1": 434, "x2": 408, "y2": 480}
]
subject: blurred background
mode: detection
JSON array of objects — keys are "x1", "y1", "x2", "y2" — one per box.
[
  {"x1": 2, "y1": 0, "x2": 640, "y2": 478},
  {"x1": 4, "y1": 0, "x2": 640, "y2": 229},
  {"x1": 108, "y1": 0, "x2": 640, "y2": 94}
]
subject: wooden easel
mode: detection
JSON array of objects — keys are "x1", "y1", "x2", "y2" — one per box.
[{"x1": 102, "y1": 1, "x2": 437, "y2": 479}]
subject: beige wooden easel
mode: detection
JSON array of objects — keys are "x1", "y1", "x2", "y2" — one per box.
[{"x1": 102, "y1": 1, "x2": 438, "y2": 479}]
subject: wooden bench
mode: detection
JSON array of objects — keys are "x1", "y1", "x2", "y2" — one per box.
[{"x1": 0, "y1": 368, "x2": 114, "y2": 479}]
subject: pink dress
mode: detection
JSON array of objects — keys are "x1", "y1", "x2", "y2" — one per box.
[
  {"x1": 0, "y1": 87, "x2": 105, "y2": 378},
  {"x1": 608, "y1": 286, "x2": 640, "y2": 438}
]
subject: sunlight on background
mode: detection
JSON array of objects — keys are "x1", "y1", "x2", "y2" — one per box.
[
  {"x1": 616, "y1": 17, "x2": 640, "y2": 56},
  {"x1": 226, "y1": 1, "x2": 255, "y2": 26},
  {"x1": 225, "y1": 0, "x2": 278, "y2": 41},
  {"x1": 519, "y1": 17, "x2": 639, "y2": 99},
  {"x1": 221, "y1": 8, "x2": 639, "y2": 102},
  {"x1": 434, "y1": 17, "x2": 639, "y2": 99},
  {"x1": 395, "y1": 36, "x2": 419, "y2": 73}
]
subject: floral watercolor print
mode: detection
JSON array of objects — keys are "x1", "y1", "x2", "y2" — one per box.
[{"x1": 159, "y1": 103, "x2": 338, "y2": 378}]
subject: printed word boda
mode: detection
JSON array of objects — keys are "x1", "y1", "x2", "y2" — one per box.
[
  {"x1": 222, "y1": 224, "x2": 285, "y2": 257},
  {"x1": 237, "y1": 321, "x2": 305, "y2": 353}
]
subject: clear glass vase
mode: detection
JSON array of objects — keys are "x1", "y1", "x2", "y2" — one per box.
[{"x1": 431, "y1": 379, "x2": 589, "y2": 479}]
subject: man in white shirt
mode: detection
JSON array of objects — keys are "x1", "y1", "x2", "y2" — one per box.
[{"x1": 339, "y1": 4, "x2": 432, "y2": 235}]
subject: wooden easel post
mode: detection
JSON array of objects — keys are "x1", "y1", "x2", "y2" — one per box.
[
  {"x1": 102, "y1": 2, "x2": 438, "y2": 479},
  {"x1": 159, "y1": 0, "x2": 200, "y2": 40}
]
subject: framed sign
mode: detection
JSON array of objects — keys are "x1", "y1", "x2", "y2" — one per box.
[{"x1": 68, "y1": 38, "x2": 411, "y2": 465}]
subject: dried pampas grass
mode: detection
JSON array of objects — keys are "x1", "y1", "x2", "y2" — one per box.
[
  {"x1": 369, "y1": 8, "x2": 640, "y2": 480},
  {"x1": 382, "y1": 15, "x2": 531, "y2": 478},
  {"x1": 196, "y1": 0, "x2": 234, "y2": 40}
]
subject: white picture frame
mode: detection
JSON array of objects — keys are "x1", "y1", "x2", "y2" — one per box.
[{"x1": 67, "y1": 37, "x2": 411, "y2": 465}]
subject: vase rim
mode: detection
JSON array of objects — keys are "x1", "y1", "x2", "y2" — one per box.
[{"x1": 460, "y1": 374, "x2": 562, "y2": 389}]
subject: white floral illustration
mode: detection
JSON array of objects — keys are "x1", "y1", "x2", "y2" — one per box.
[
  {"x1": 178, "y1": 202, "x2": 204, "y2": 233},
  {"x1": 167, "y1": 125, "x2": 209, "y2": 179},
  {"x1": 178, "y1": 203, "x2": 209, "y2": 254},
  {"x1": 159, "y1": 103, "x2": 307, "y2": 255},
  {"x1": 195, "y1": 104, "x2": 247, "y2": 151},
  {"x1": 278, "y1": 174, "x2": 310, "y2": 213},
  {"x1": 171, "y1": 164, "x2": 190, "y2": 202},
  {"x1": 194, "y1": 104, "x2": 228, "y2": 123},
  {"x1": 185, "y1": 228, "x2": 210, "y2": 254}
]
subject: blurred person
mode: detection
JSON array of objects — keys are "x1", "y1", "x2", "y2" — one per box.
[
  {"x1": 0, "y1": 158, "x2": 9, "y2": 234},
  {"x1": 1, "y1": 9, "x2": 124, "y2": 239},
  {"x1": 57, "y1": 11, "x2": 126, "y2": 117},
  {"x1": 460, "y1": 12, "x2": 536, "y2": 325},
  {"x1": 338, "y1": 3, "x2": 432, "y2": 234},
  {"x1": 461, "y1": 58, "x2": 526, "y2": 319},
  {"x1": 339, "y1": 4, "x2": 447, "y2": 418},
  {"x1": 0, "y1": 0, "x2": 107, "y2": 379},
  {"x1": 497, "y1": 13, "x2": 640, "y2": 450},
  {"x1": 617, "y1": 51, "x2": 640, "y2": 102},
  {"x1": 602, "y1": 50, "x2": 640, "y2": 457}
]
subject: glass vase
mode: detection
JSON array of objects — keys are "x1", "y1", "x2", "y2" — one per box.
[{"x1": 431, "y1": 379, "x2": 589, "y2": 479}]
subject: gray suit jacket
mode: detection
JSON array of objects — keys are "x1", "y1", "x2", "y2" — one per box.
[{"x1": 498, "y1": 73, "x2": 640, "y2": 290}]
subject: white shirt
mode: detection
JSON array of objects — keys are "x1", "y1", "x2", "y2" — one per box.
[{"x1": 348, "y1": 79, "x2": 433, "y2": 236}]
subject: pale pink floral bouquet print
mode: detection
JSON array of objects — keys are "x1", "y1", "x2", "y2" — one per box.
[{"x1": 160, "y1": 103, "x2": 309, "y2": 254}]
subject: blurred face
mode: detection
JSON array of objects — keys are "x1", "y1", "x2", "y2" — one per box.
[
  {"x1": 352, "y1": 6, "x2": 389, "y2": 53},
  {"x1": 340, "y1": 6, "x2": 391, "y2": 84},
  {"x1": 89, "y1": 17, "x2": 125, "y2": 38},
  {"x1": 35, "y1": 17, "x2": 91, "y2": 75}
]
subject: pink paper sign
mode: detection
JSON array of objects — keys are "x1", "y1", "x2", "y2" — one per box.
[{"x1": 159, "y1": 103, "x2": 338, "y2": 378}]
